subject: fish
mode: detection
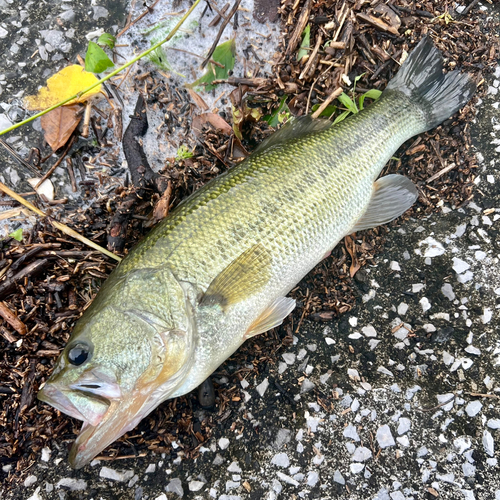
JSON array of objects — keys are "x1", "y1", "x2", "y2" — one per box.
[{"x1": 38, "y1": 36, "x2": 476, "y2": 469}]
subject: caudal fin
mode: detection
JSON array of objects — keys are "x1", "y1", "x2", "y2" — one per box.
[{"x1": 385, "y1": 36, "x2": 476, "y2": 131}]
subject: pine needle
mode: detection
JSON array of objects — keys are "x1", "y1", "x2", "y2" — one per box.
[{"x1": 0, "y1": 181, "x2": 122, "y2": 263}]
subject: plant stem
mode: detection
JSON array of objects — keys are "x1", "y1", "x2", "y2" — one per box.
[{"x1": 0, "y1": 0, "x2": 202, "y2": 137}]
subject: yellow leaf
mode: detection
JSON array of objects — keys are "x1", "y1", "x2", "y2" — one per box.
[{"x1": 24, "y1": 65, "x2": 102, "y2": 111}]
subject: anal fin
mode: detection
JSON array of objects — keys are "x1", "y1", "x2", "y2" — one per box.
[
  {"x1": 245, "y1": 296, "x2": 296, "y2": 339},
  {"x1": 350, "y1": 174, "x2": 418, "y2": 233}
]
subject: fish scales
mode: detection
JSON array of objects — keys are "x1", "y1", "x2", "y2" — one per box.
[{"x1": 37, "y1": 37, "x2": 476, "y2": 468}]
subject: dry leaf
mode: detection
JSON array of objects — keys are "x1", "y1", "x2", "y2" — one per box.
[
  {"x1": 344, "y1": 235, "x2": 361, "y2": 278},
  {"x1": 41, "y1": 104, "x2": 82, "y2": 151},
  {"x1": 27, "y1": 178, "x2": 55, "y2": 201},
  {"x1": 187, "y1": 89, "x2": 209, "y2": 111},
  {"x1": 24, "y1": 65, "x2": 102, "y2": 111},
  {"x1": 192, "y1": 113, "x2": 232, "y2": 138}
]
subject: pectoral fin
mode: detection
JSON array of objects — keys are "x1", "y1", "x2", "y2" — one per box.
[
  {"x1": 245, "y1": 296, "x2": 296, "y2": 339},
  {"x1": 201, "y1": 244, "x2": 272, "y2": 310},
  {"x1": 350, "y1": 175, "x2": 418, "y2": 233}
]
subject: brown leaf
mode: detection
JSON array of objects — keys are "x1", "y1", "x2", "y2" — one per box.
[
  {"x1": 192, "y1": 113, "x2": 232, "y2": 139},
  {"x1": 356, "y1": 12, "x2": 399, "y2": 35},
  {"x1": 187, "y1": 89, "x2": 209, "y2": 111},
  {"x1": 344, "y1": 235, "x2": 361, "y2": 278},
  {"x1": 41, "y1": 104, "x2": 82, "y2": 151}
]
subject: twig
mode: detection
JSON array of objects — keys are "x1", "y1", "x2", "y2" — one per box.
[
  {"x1": 116, "y1": 0, "x2": 162, "y2": 38},
  {"x1": 0, "y1": 181, "x2": 121, "y2": 262},
  {"x1": 34, "y1": 135, "x2": 76, "y2": 190},
  {"x1": 0, "y1": 139, "x2": 40, "y2": 176},
  {"x1": 299, "y1": 33, "x2": 323, "y2": 80},
  {"x1": 201, "y1": 0, "x2": 242, "y2": 69},
  {"x1": 285, "y1": 0, "x2": 312, "y2": 57},
  {"x1": 311, "y1": 87, "x2": 343, "y2": 119},
  {"x1": 425, "y1": 163, "x2": 456, "y2": 184},
  {"x1": 0, "y1": 301, "x2": 27, "y2": 335}
]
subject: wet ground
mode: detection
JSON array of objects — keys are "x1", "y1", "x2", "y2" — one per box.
[{"x1": 1, "y1": 0, "x2": 499, "y2": 499}]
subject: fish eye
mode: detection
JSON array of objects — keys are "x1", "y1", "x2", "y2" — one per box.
[{"x1": 67, "y1": 342, "x2": 92, "y2": 366}]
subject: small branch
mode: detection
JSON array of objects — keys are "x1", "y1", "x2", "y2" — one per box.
[
  {"x1": 201, "y1": 0, "x2": 242, "y2": 69},
  {"x1": 35, "y1": 135, "x2": 76, "y2": 190},
  {"x1": 311, "y1": 87, "x2": 343, "y2": 119}
]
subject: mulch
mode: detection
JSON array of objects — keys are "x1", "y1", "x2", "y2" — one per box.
[{"x1": 1, "y1": 0, "x2": 498, "y2": 488}]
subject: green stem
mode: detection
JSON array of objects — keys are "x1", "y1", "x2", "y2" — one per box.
[{"x1": 0, "y1": 0, "x2": 202, "y2": 137}]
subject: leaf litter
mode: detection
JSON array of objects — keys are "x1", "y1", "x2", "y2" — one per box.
[{"x1": 0, "y1": 0, "x2": 499, "y2": 490}]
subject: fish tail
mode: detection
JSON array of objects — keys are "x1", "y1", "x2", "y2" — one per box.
[{"x1": 385, "y1": 36, "x2": 476, "y2": 132}]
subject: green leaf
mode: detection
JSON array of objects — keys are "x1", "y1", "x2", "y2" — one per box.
[
  {"x1": 297, "y1": 25, "x2": 311, "y2": 62},
  {"x1": 311, "y1": 104, "x2": 337, "y2": 117},
  {"x1": 97, "y1": 33, "x2": 116, "y2": 50},
  {"x1": 263, "y1": 96, "x2": 290, "y2": 127},
  {"x1": 332, "y1": 110, "x2": 351, "y2": 125},
  {"x1": 337, "y1": 92, "x2": 358, "y2": 114},
  {"x1": 175, "y1": 144, "x2": 193, "y2": 161},
  {"x1": 352, "y1": 72, "x2": 366, "y2": 93},
  {"x1": 85, "y1": 41, "x2": 114, "y2": 73},
  {"x1": 191, "y1": 39, "x2": 236, "y2": 92},
  {"x1": 358, "y1": 89, "x2": 382, "y2": 111},
  {"x1": 9, "y1": 228, "x2": 23, "y2": 241}
]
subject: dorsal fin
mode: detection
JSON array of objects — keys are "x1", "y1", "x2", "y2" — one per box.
[{"x1": 254, "y1": 115, "x2": 331, "y2": 154}]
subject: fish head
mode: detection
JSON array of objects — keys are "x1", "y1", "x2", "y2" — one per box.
[{"x1": 38, "y1": 270, "x2": 195, "y2": 468}]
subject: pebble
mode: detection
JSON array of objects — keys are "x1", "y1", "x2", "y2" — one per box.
[
  {"x1": 40, "y1": 447, "x2": 51, "y2": 462},
  {"x1": 24, "y1": 475, "x2": 37, "y2": 488},
  {"x1": 396, "y1": 436, "x2": 410, "y2": 447},
  {"x1": 465, "y1": 400, "x2": 482, "y2": 417},
  {"x1": 189, "y1": 480, "x2": 205, "y2": 492},
  {"x1": 300, "y1": 379, "x2": 315, "y2": 394},
  {"x1": 483, "y1": 430, "x2": 495, "y2": 457},
  {"x1": 99, "y1": 467, "x2": 134, "y2": 482},
  {"x1": 452, "y1": 257, "x2": 470, "y2": 274},
  {"x1": 145, "y1": 463, "x2": 156, "y2": 473},
  {"x1": 333, "y1": 470, "x2": 345, "y2": 484},
  {"x1": 307, "y1": 471, "x2": 319, "y2": 487},
  {"x1": 228, "y1": 461, "x2": 242, "y2": 473},
  {"x1": 271, "y1": 453, "x2": 290, "y2": 468},
  {"x1": 420, "y1": 297, "x2": 431, "y2": 312},
  {"x1": 397, "y1": 418, "x2": 411, "y2": 435},
  {"x1": 56, "y1": 478, "x2": 87, "y2": 491},
  {"x1": 376, "y1": 425, "x2": 396, "y2": 448},
  {"x1": 441, "y1": 283, "x2": 455, "y2": 301},
  {"x1": 343, "y1": 424, "x2": 360, "y2": 441},
  {"x1": 352, "y1": 447, "x2": 372, "y2": 462},
  {"x1": 276, "y1": 472, "x2": 299, "y2": 486},
  {"x1": 350, "y1": 463, "x2": 364, "y2": 474},
  {"x1": 487, "y1": 419, "x2": 500, "y2": 430},
  {"x1": 362, "y1": 325, "x2": 377, "y2": 337},
  {"x1": 282, "y1": 353, "x2": 295, "y2": 364},
  {"x1": 256, "y1": 378, "x2": 269, "y2": 397},
  {"x1": 166, "y1": 480, "x2": 184, "y2": 499},
  {"x1": 219, "y1": 438, "x2": 230, "y2": 450}
]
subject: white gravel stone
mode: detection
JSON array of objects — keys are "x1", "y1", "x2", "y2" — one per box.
[
  {"x1": 397, "y1": 302, "x2": 408, "y2": 316},
  {"x1": 343, "y1": 424, "x2": 360, "y2": 441},
  {"x1": 333, "y1": 470, "x2": 345, "y2": 484},
  {"x1": 396, "y1": 436, "x2": 410, "y2": 447},
  {"x1": 441, "y1": 283, "x2": 455, "y2": 300},
  {"x1": 487, "y1": 419, "x2": 500, "y2": 430},
  {"x1": 465, "y1": 400, "x2": 482, "y2": 417},
  {"x1": 256, "y1": 377, "x2": 269, "y2": 396},
  {"x1": 271, "y1": 453, "x2": 290, "y2": 468},
  {"x1": 436, "y1": 473, "x2": 455, "y2": 483},
  {"x1": 219, "y1": 437, "x2": 230, "y2": 450},
  {"x1": 437, "y1": 393, "x2": 454, "y2": 411},
  {"x1": 452, "y1": 257, "x2": 470, "y2": 274},
  {"x1": 454, "y1": 437, "x2": 471, "y2": 454},
  {"x1": 350, "y1": 463, "x2": 364, "y2": 474},
  {"x1": 300, "y1": 379, "x2": 315, "y2": 393},
  {"x1": 377, "y1": 366, "x2": 394, "y2": 377},
  {"x1": 56, "y1": 478, "x2": 87, "y2": 491},
  {"x1": 145, "y1": 463, "x2": 156, "y2": 473},
  {"x1": 24, "y1": 475, "x2": 37, "y2": 487},
  {"x1": 362, "y1": 325, "x2": 377, "y2": 337},
  {"x1": 464, "y1": 345, "x2": 481, "y2": 355},
  {"x1": 189, "y1": 480, "x2": 205, "y2": 492},
  {"x1": 282, "y1": 353, "x2": 295, "y2": 364},
  {"x1": 276, "y1": 472, "x2": 299, "y2": 486},
  {"x1": 228, "y1": 461, "x2": 241, "y2": 473},
  {"x1": 420, "y1": 297, "x2": 431, "y2": 312},
  {"x1": 390, "y1": 261, "x2": 401, "y2": 271},
  {"x1": 463, "y1": 462, "x2": 476, "y2": 477},
  {"x1": 419, "y1": 237, "x2": 445, "y2": 257},
  {"x1": 481, "y1": 307, "x2": 493, "y2": 324},
  {"x1": 348, "y1": 368, "x2": 360, "y2": 381},
  {"x1": 376, "y1": 425, "x2": 396, "y2": 448},
  {"x1": 40, "y1": 447, "x2": 51, "y2": 462},
  {"x1": 397, "y1": 418, "x2": 411, "y2": 435},
  {"x1": 483, "y1": 430, "x2": 495, "y2": 457},
  {"x1": 352, "y1": 447, "x2": 372, "y2": 462},
  {"x1": 460, "y1": 490, "x2": 476, "y2": 500},
  {"x1": 99, "y1": 467, "x2": 134, "y2": 482},
  {"x1": 391, "y1": 492, "x2": 405, "y2": 500},
  {"x1": 307, "y1": 471, "x2": 319, "y2": 487}
]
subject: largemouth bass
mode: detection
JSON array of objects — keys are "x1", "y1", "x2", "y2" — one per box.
[{"x1": 38, "y1": 37, "x2": 475, "y2": 468}]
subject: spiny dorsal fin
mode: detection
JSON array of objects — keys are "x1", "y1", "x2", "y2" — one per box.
[
  {"x1": 254, "y1": 115, "x2": 331, "y2": 155},
  {"x1": 350, "y1": 174, "x2": 418, "y2": 233},
  {"x1": 245, "y1": 296, "x2": 296, "y2": 339},
  {"x1": 200, "y1": 244, "x2": 272, "y2": 310}
]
